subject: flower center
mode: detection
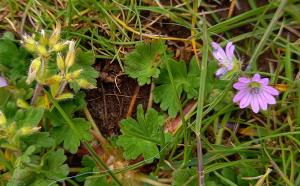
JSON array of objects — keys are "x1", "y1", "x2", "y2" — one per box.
[{"x1": 248, "y1": 82, "x2": 261, "y2": 94}]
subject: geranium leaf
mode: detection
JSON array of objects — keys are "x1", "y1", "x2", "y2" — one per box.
[
  {"x1": 124, "y1": 40, "x2": 167, "y2": 85},
  {"x1": 153, "y1": 58, "x2": 201, "y2": 117},
  {"x1": 52, "y1": 118, "x2": 92, "y2": 153},
  {"x1": 116, "y1": 105, "x2": 165, "y2": 163}
]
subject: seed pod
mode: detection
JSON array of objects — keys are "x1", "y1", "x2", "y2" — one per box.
[
  {"x1": 39, "y1": 29, "x2": 48, "y2": 46},
  {"x1": 49, "y1": 23, "x2": 61, "y2": 47},
  {"x1": 22, "y1": 35, "x2": 37, "y2": 52},
  {"x1": 46, "y1": 75, "x2": 62, "y2": 85},
  {"x1": 65, "y1": 41, "x2": 76, "y2": 69},
  {"x1": 37, "y1": 44, "x2": 48, "y2": 56},
  {"x1": 0, "y1": 111, "x2": 6, "y2": 126},
  {"x1": 66, "y1": 69, "x2": 83, "y2": 81},
  {"x1": 77, "y1": 79, "x2": 96, "y2": 89},
  {"x1": 26, "y1": 58, "x2": 41, "y2": 84},
  {"x1": 56, "y1": 53, "x2": 65, "y2": 71},
  {"x1": 16, "y1": 99, "x2": 30, "y2": 109},
  {"x1": 20, "y1": 127, "x2": 41, "y2": 135},
  {"x1": 53, "y1": 42, "x2": 67, "y2": 52}
]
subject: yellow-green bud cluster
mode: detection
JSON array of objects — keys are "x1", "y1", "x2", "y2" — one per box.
[
  {"x1": 22, "y1": 23, "x2": 66, "y2": 57},
  {"x1": 23, "y1": 23, "x2": 96, "y2": 102}
]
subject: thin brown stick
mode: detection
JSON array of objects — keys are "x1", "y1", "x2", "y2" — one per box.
[
  {"x1": 30, "y1": 83, "x2": 43, "y2": 105},
  {"x1": 147, "y1": 82, "x2": 155, "y2": 110},
  {"x1": 227, "y1": 0, "x2": 236, "y2": 18},
  {"x1": 84, "y1": 106, "x2": 108, "y2": 145},
  {"x1": 126, "y1": 85, "x2": 140, "y2": 118}
]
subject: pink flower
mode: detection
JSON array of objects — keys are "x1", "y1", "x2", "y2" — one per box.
[
  {"x1": 211, "y1": 42, "x2": 235, "y2": 77},
  {"x1": 233, "y1": 74, "x2": 279, "y2": 113},
  {"x1": 0, "y1": 76, "x2": 8, "y2": 87}
]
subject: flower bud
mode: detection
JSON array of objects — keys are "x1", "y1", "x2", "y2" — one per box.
[
  {"x1": 53, "y1": 42, "x2": 67, "y2": 52},
  {"x1": 20, "y1": 126, "x2": 41, "y2": 136},
  {"x1": 0, "y1": 111, "x2": 7, "y2": 126},
  {"x1": 66, "y1": 69, "x2": 83, "y2": 81},
  {"x1": 49, "y1": 23, "x2": 61, "y2": 47},
  {"x1": 77, "y1": 79, "x2": 96, "y2": 89},
  {"x1": 26, "y1": 58, "x2": 41, "y2": 84},
  {"x1": 56, "y1": 53, "x2": 65, "y2": 71},
  {"x1": 37, "y1": 45, "x2": 48, "y2": 56},
  {"x1": 56, "y1": 93, "x2": 74, "y2": 100},
  {"x1": 39, "y1": 29, "x2": 48, "y2": 46},
  {"x1": 22, "y1": 35, "x2": 37, "y2": 52},
  {"x1": 46, "y1": 75, "x2": 62, "y2": 85},
  {"x1": 16, "y1": 99, "x2": 30, "y2": 109},
  {"x1": 65, "y1": 41, "x2": 76, "y2": 69}
]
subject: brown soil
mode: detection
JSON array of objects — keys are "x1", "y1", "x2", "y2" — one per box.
[{"x1": 86, "y1": 62, "x2": 151, "y2": 136}]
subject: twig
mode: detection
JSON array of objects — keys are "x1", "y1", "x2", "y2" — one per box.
[
  {"x1": 30, "y1": 83, "x2": 43, "y2": 105},
  {"x1": 126, "y1": 85, "x2": 140, "y2": 118},
  {"x1": 227, "y1": 0, "x2": 236, "y2": 18},
  {"x1": 147, "y1": 82, "x2": 155, "y2": 110},
  {"x1": 84, "y1": 106, "x2": 109, "y2": 145}
]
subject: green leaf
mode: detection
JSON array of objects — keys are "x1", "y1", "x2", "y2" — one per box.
[
  {"x1": 237, "y1": 166, "x2": 259, "y2": 185},
  {"x1": 221, "y1": 167, "x2": 236, "y2": 183},
  {"x1": 21, "y1": 132, "x2": 55, "y2": 148},
  {"x1": 16, "y1": 107, "x2": 44, "y2": 128},
  {"x1": 116, "y1": 105, "x2": 164, "y2": 163},
  {"x1": 69, "y1": 51, "x2": 99, "y2": 92},
  {"x1": 153, "y1": 58, "x2": 200, "y2": 117},
  {"x1": 172, "y1": 168, "x2": 198, "y2": 186},
  {"x1": 42, "y1": 149, "x2": 69, "y2": 180},
  {"x1": 8, "y1": 167, "x2": 33, "y2": 186},
  {"x1": 0, "y1": 37, "x2": 30, "y2": 81},
  {"x1": 46, "y1": 91, "x2": 86, "y2": 126},
  {"x1": 18, "y1": 145, "x2": 36, "y2": 164},
  {"x1": 52, "y1": 118, "x2": 92, "y2": 153},
  {"x1": 124, "y1": 40, "x2": 167, "y2": 85},
  {"x1": 8, "y1": 149, "x2": 68, "y2": 186},
  {"x1": 78, "y1": 156, "x2": 119, "y2": 186},
  {"x1": 76, "y1": 155, "x2": 96, "y2": 182}
]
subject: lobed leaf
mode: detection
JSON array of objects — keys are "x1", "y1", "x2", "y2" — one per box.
[
  {"x1": 124, "y1": 40, "x2": 167, "y2": 86},
  {"x1": 116, "y1": 105, "x2": 165, "y2": 163}
]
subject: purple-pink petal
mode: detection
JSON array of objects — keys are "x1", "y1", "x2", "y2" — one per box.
[
  {"x1": 225, "y1": 42, "x2": 235, "y2": 62},
  {"x1": 252, "y1": 73, "x2": 261, "y2": 81},
  {"x1": 262, "y1": 91, "x2": 276, "y2": 104},
  {"x1": 227, "y1": 63, "x2": 233, "y2": 71},
  {"x1": 212, "y1": 42, "x2": 227, "y2": 61},
  {"x1": 263, "y1": 86, "x2": 279, "y2": 95},
  {"x1": 0, "y1": 76, "x2": 8, "y2": 87},
  {"x1": 259, "y1": 78, "x2": 269, "y2": 85},
  {"x1": 239, "y1": 93, "x2": 252, "y2": 108},
  {"x1": 238, "y1": 77, "x2": 250, "y2": 83},
  {"x1": 257, "y1": 94, "x2": 267, "y2": 110},
  {"x1": 233, "y1": 82, "x2": 248, "y2": 90},
  {"x1": 233, "y1": 90, "x2": 248, "y2": 103},
  {"x1": 215, "y1": 67, "x2": 227, "y2": 77},
  {"x1": 251, "y1": 96, "x2": 260, "y2": 113}
]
